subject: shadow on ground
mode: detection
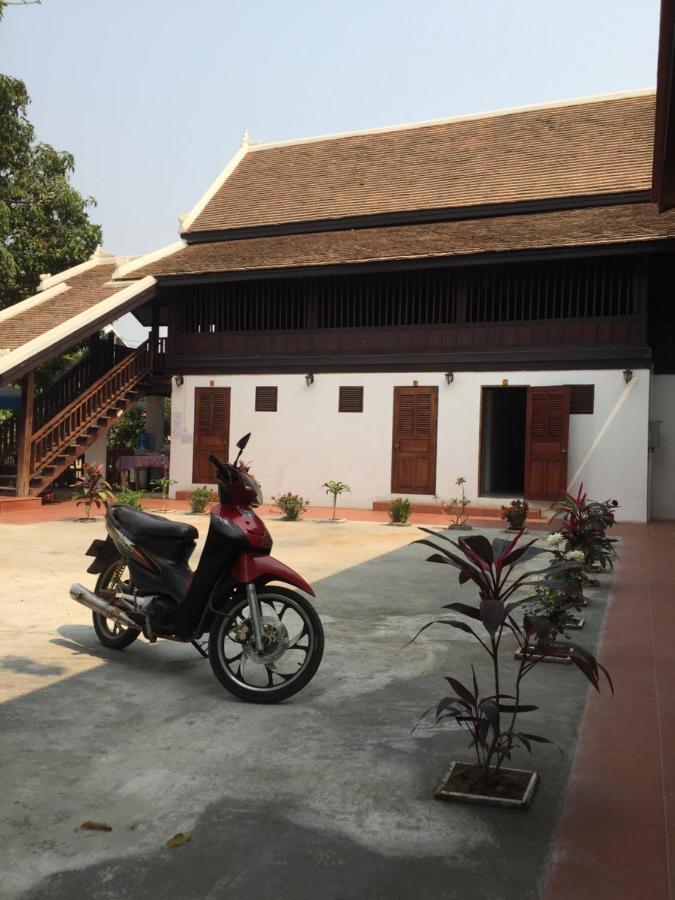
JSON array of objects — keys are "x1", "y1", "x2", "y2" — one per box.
[{"x1": 0, "y1": 530, "x2": 614, "y2": 900}]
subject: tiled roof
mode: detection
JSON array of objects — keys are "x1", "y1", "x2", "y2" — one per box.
[
  {"x1": 127, "y1": 203, "x2": 675, "y2": 279},
  {"x1": 0, "y1": 262, "x2": 128, "y2": 351},
  {"x1": 186, "y1": 92, "x2": 656, "y2": 234}
]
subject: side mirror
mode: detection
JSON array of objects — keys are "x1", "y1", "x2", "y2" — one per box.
[{"x1": 237, "y1": 432, "x2": 251, "y2": 451}]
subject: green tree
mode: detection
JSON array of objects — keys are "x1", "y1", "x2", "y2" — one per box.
[{"x1": 0, "y1": 73, "x2": 101, "y2": 309}]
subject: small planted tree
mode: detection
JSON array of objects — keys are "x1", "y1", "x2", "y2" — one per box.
[
  {"x1": 72, "y1": 463, "x2": 114, "y2": 520},
  {"x1": 323, "y1": 481, "x2": 350, "y2": 521},
  {"x1": 410, "y1": 530, "x2": 612, "y2": 808},
  {"x1": 437, "y1": 477, "x2": 471, "y2": 529},
  {"x1": 150, "y1": 465, "x2": 177, "y2": 510}
]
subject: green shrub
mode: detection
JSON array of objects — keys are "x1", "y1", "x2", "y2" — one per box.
[
  {"x1": 272, "y1": 492, "x2": 308, "y2": 521},
  {"x1": 114, "y1": 489, "x2": 144, "y2": 510},
  {"x1": 389, "y1": 497, "x2": 412, "y2": 524},
  {"x1": 190, "y1": 486, "x2": 215, "y2": 513},
  {"x1": 501, "y1": 499, "x2": 529, "y2": 530}
]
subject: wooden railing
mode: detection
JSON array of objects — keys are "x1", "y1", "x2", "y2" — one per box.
[
  {"x1": 33, "y1": 341, "x2": 131, "y2": 428},
  {"x1": 30, "y1": 340, "x2": 152, "y2": 476},
  {"x1": 0, "y1": 414, "x2": 17, "y2": 468}
]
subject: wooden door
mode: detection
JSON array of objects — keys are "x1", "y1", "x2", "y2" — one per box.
[
  {"x1": 192, "y1": 387, "x2": 230, "y2": 484},
  {"x1": 524, "y1": 386, "x2": 570, "y2": 500},
  {"x1": 391, "y1": 387, "x2": 438, "y2": 494}
]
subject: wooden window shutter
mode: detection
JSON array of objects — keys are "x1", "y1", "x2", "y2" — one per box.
[
  {"x1": 339, "y1": 386, "x2": 364, "y2": 413},
  {"x1": 255, "y1": 386, "x2": 278, "y2": 412},
  {"x1": 569, "y1": 384, "x2": 595, "y2": 415}
]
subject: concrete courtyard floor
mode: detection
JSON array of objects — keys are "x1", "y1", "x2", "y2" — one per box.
[{"x1": 0, "y1": 512, "x2": 616, "y2": 898}]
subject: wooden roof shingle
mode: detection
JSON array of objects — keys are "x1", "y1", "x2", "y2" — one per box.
[{"x1": 186, "y1": 92, "x2": 656, "y2": 235}]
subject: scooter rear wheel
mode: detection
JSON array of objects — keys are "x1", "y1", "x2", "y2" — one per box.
[
  {"x1": 92, "y1": 560, "x2": 141, "y2": 650},
  {"x1": 208, "y1": 586, "x2": 324, "y2": 703}
]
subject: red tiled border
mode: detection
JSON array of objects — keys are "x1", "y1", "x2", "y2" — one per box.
[{"x1": 545, "y1": 522, "x2": 675, "y2": 899}]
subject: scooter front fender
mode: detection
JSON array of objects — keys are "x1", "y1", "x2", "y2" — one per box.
[{"x1": 230, "y1": 553, "x2": 315, "y2": 597}]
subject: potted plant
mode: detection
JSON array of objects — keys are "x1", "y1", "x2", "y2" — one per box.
[
  {"x1": 323, "y1": 481, "x2": 350, "y2": 522},
  {"x1": 437, "y1": 477, "x2": 472, "y2": 530},
  {"x1": 501, "y1": 499, "x2": 529, "y2": 531},
  {"x1": 190, "y1": 486, "x2": 215, "y2": 514},
  {"x1": 272, "y1": 492, "x2": 308, "y2": 521},
  {"x1": 72, "y1": 462, "x2": 115, "y2": 521},
  {"x1": 410, "y1": 530, "x2": 612, "y2": 809},
  {"x1": 150, "y1": 467, "x2": 178, "y2": 511},
  {"x1": 550, "y1": 485, "x2": 619, "y2": 581},
  {"x1": 114, "y1": 488, "x2": 145, "y2": 510},
  {"x1": 389, "y1": 497, "x2": 412, "y2": 525}
]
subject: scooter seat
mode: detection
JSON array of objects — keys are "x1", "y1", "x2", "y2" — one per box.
[{"x1": 111, "y1": 505, "x2": 198, "y2": 542}]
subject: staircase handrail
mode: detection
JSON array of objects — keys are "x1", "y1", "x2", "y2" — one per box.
[{"x1": 30, "y1": 340, "x2": 151, "y2": 475}]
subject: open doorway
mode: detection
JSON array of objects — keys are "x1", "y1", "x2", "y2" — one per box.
[{"x1": 480, "y1": 386, "x2": 527, "y2": 497}]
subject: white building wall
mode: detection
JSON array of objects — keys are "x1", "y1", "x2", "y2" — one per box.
[
  {"x1": 650, "y1": 375, "x2": 675, "y2": 519},
  {"x1": 169, "y1": 369, "x2": 650, "y2": 522}
]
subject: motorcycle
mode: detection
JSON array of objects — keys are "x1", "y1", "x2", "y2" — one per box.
[{"x1": 69, "y1": 433, "x2": 324, "y2": 703}]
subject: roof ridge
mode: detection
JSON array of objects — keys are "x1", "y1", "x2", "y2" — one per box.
[{"x1": 246, "y1": 88, "x2": 656, "y2": 153}]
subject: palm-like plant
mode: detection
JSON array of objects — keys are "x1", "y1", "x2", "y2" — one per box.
[{"x1": 323, "y1": 480, "x2": 350, "y2": 521}]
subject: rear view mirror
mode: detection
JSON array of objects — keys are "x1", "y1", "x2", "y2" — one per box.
[{"x1": 237, "y1": 433, "x2": 251, "y2": 451}]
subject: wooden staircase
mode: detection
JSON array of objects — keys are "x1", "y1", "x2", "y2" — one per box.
[{"x1": 0, "y1": 340, "x2": 153, "y2": 497}]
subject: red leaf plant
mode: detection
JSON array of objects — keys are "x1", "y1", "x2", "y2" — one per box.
[
  {"x1": 410, "y1": 529, "x2": 612, "y2": 788},
  {"x1": 550, "y1": 483, "x2": 619, "y2": 573},
  {"x1": 72, "y1": 462, "x2": 115, "y2": 520}
]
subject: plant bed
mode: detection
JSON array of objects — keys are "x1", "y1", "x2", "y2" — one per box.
[
  {"x1": 514, "y1": 644, "x2": 573, "y2": 665},
  {"x1": 435, "y1": 761, "x2": 539, "y2": 810},
  {"x1": 314, "y1": 517, "x2": 347, "y2": 524},
  {"x1": 448, "y1": 523, "x2": 473, "y2": 531},
  {"x1": 386, "y1": 521, "x2": 411, "y2": 527}
]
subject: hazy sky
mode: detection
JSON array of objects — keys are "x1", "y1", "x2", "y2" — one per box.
[{"x1": 1, "y1": 0, "x2": 662, "y2": 258}]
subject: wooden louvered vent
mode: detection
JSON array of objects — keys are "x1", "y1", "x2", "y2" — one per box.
[
  {"x1": 255, "y1": 386, "x2": 278, "y2": 412},
  {"x1": 338, "y1": 386, "x2": 364, "y2": 413},
  {"x1": 569, "y1": 384, "x2": 595, "y2": 415}
]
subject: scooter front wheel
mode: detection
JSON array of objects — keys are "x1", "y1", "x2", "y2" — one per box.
[{"x1": 208, "y1": 586, "x2": 324, "y2": 703}]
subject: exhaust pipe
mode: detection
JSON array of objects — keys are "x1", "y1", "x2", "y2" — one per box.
[{"x1": 70, "y1": 583, "x2": 138, "y2": 629}]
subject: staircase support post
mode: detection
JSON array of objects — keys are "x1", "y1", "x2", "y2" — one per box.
[{"x1": 16, "y1": 369, "x2": 35, "y2": 497}]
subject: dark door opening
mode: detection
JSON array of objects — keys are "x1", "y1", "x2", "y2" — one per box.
[{"x1": 480, "y1": 387, "x2": 527, "y2": 497}]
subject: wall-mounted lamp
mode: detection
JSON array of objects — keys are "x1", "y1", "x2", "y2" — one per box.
[
  {"x1": 305, "y1": 373, "x2": 314, "y2": 387},
  {"x1": 444, "y1": 372, "x2": 454, "y2": 385},
  {"x1": 174, "y1": 374, "x2": 184, "y2": 387},
  {"x1": 623, "y1": 369, "x2": 633, "y2": 384}
]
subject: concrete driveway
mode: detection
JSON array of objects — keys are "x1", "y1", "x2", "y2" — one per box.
[{"x1": 0, "y1": 514, "x2": 611, "y2": 899}]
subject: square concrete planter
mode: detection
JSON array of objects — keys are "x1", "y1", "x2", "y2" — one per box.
[
  {"x1": 515, "y1": 645, "x2": 573, "y2": 665},
  {"x1": 434, "y1": 761, "x2": 539, "y2": 810}
]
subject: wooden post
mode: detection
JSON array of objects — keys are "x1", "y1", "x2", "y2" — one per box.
[
  {"x1": 15, "y1": 369, "x2": 35, "y2": 497},
  {"x1": 150, "y1": 301, "x2": 160, "y2": 372}
]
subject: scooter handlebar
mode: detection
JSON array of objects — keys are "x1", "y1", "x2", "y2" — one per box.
[{"x1": 208, "y1": 454, "x2": 229, "y2": 479}]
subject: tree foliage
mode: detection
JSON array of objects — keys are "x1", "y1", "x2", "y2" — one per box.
[{"x1": 0, "y1": 73, "x2": 102, "y2": 309}]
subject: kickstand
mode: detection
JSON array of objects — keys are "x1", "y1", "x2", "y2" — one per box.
[{"x1": 191, "y1": 639, "x2": 209, "y2": 659}]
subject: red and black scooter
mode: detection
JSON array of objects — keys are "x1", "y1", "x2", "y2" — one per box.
[{"x1": 70, "y1": 433, "x2": 324, "y2": 703}]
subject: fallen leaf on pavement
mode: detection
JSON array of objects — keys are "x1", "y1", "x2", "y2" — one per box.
[
  {"x1": 166, "y1": 832, "x2": 191, "y2": 848},
  {"x1": 80, "y1": 821, "x2": 112, "y2": 832}
]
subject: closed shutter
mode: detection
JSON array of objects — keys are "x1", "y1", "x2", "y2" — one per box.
[
  {"x1": 569, "y1": 384, "x2": 595, "y2": 415},
  {"x1": 338, "y1": 386, "x2": 364, "y2": 412},
  {"x1": 255, "y1": 386, "x2": 278, "y2": 412}
]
